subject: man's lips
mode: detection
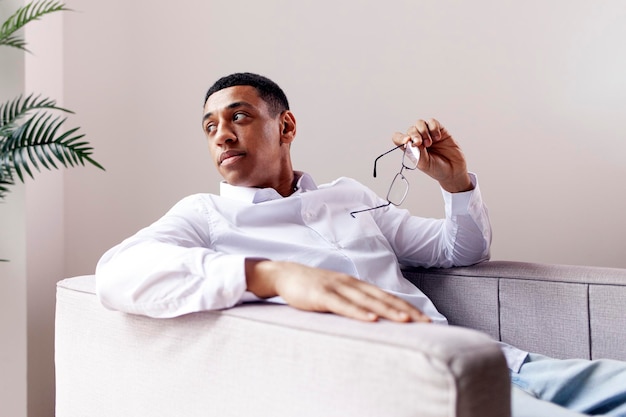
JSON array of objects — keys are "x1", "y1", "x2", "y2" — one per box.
[{"x1": 219, "y1": 150, "x2": 246, "y2": 166}]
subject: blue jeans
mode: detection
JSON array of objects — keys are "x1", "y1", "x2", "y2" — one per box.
[{"x1": 511, "y1": 353, "x2": 626, "y2": 416}]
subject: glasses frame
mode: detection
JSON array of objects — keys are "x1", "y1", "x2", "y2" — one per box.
[{"x1": 350, "y1": 144, "x2": 418, "y2": 218}]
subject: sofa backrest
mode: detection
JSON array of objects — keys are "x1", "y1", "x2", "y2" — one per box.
[{"x1": 403, "y1": 261, "x2": 626, "y2": 361}]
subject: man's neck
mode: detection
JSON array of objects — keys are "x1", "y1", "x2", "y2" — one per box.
[{"x1": 274, "y1": 171, "x2": 298, "y2": 197}]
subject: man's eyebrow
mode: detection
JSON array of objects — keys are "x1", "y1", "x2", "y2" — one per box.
[{"x1": 202, "y1": 101, "x2": 254, "y2": 122}]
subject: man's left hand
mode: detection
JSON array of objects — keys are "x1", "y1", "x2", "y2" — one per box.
[{"x1": 392, "y1": 118, "x2": 474, "y2": 193}]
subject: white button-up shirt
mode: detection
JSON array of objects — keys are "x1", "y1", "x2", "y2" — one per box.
[
  {"x1": 96, "y1": 171, "x2": 530, "y2": 371},
  {"x1": 96, "y1": 172, "x2": 491, "y2": 323}
]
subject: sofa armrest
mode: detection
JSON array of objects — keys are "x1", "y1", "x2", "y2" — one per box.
[
  {"x1": 56, "y1": 275, "x2": 510, "y2": 417},
  {"x1": 403, "y1": 261, "x2": 626, "y2": 361}
]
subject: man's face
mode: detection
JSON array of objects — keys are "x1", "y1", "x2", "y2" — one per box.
[{"x1": 202, "y1": 85, "x2": 291, "y2": 188}]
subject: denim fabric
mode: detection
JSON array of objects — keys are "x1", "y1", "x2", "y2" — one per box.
[
  {"x1": 512, "y1": 386, "x2": 587, "y2": 417},
  {"x1": 511, "y1": 353, "x2": 626, "y2": 416}
]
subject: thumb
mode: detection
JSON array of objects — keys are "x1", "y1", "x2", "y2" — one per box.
[{"x1": 392, "y1": 132, "x2": 411, "y2": 147}]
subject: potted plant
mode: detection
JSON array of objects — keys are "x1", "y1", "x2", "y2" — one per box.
[{"x1": 1, "y1": 0, "x2": 103, "y2": 260}]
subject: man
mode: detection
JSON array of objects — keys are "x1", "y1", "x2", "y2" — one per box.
[{"x1": 96, "y1": 73, "x2": 626, "y2": 416}]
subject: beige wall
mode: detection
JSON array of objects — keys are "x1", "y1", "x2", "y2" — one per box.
[
  {"x1": 1, "y1": 1, "x2": 64, "y2": 416},
  {"x1": 1, "y1": 0, "x2": 27, "y2": 415},
  {"x1": 0, "y1": 15, "x2": 27, "y2": 417},
  {"x1": 1, "y1": 1, "x2": 625, "y2": 415},
  {"x1": 63, "y1": 0, "x2": 626, "y2": 276},
  {"x1": 24, "y1": 7, "x2": 65, "y2": 417}
]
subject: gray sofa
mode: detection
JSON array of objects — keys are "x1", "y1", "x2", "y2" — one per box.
[{"x1": 55, "y1": 261, "x2": 626, "y2": 417}]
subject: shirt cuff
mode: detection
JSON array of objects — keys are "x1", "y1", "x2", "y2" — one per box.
[
  {"x1": 200, "y1": 253, "x2": 249, "y2": 309},
  {"x1": 442, "y1": 173, "x2": 482, "y2": 217}
]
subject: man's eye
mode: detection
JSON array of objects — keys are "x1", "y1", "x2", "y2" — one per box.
[
  {"x1": 206, "y1": 124, "x2": 216, "y2": 133},
  {"x1": 233, "y1": 113, "x2": 247, "y2": 122}
]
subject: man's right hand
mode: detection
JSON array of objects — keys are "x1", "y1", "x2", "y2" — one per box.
[{"x1": 245, "y1": 259, "x2": 431, "y2": 323}]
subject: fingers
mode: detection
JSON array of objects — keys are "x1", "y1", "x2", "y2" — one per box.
[
  {"x1": 392, "y1": 118, "x2": 443, "y2": 150},
  {"x1": 355, "y1": 282, "x2": 432, "y2": 323},
  {"x1": 407, "y1": 118, "x2": 442, "y2": 147},
  {"x1": 391, "y1": 131, "x2": 411, "y2": 147},
  {"x1": 328, "y1": 277, "x2": 431, "y2": 323},
  {"x1": 271, "y1": 261, "x2": 432, "y2": 324},
  {"x1": 390, "y1": 118, "x2": 472, "y2": 192},
  {"x1": 318, "y1": 291, "x2": 383, "y2": 322}
]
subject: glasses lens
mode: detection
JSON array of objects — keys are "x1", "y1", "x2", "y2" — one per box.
[
  {"x1": 387, "y1": 173, "x2": 409, "y2": 206},
  {"x1": 403, "y1": 144, "x2": 419, "y2": 170}
]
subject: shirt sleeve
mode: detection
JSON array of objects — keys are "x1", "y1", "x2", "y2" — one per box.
[
  {"x1": 95, "y1": 195, "x2": 249, "y2": 318},
  {"x1": 378, "y1": 173, "x2": 492, "y2": 268}
]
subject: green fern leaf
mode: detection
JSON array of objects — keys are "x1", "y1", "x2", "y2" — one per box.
[
  {"x1": 1, "y1": 111, "x2": 105, "y2": 183},
  {"x1": 0, "y1": 93, "x2": 68, "y2": 130},
  {"x1": 0, "y1": 163, "x2": 14, "y2": 200},
  {"x1": 0, "y1": 35, "x2": 27, "y2": 50},
  {"x1": 0, "y1": 1, "x2": 69, "y2": 52}
]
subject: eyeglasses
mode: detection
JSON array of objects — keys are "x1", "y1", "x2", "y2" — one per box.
[{"x1": 350, "y1": 143, "x2": 420, "y2": 217}]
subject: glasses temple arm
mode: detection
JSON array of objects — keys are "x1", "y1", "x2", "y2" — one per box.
[
  {"x1": 349, "y1": 201, "x2": 392, "y2": 218},
  {"x1": 372, "y1": 144, "x2": 403, "y2": 177}
]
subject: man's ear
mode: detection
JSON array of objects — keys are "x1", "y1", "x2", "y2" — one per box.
[{"x1": 279, "y1": 110, "x2": 297, "y2": 145}]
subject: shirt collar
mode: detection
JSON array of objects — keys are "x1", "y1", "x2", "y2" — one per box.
[{"x1": 219, "y1": 171, "x2": 318, "y2": 203}]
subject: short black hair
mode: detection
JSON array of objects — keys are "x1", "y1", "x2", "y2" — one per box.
[{"x1": 204, "y1": 72, "x2": 290, "y2": 117}]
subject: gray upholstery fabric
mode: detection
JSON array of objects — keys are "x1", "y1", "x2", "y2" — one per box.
[
  {"x1": 500, "y1": 279, "x2": 590, "y2": 359},
  {"x1": 403, "y1": 260, "x2": 626, "y2": 361},
  {"x1": 56, "y1": 275, "x2": 510, "y2": 417},
  {"x1": 589, "y1": 285, "x2": 626, "y2": 361},
  {"x1": 414, "y1": 274, "x2": 500, "y2": 340}
]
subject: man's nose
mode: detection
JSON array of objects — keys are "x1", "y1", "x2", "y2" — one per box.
[{"x1": 214, "y1": 123, "x2": 237, "y2": 145}]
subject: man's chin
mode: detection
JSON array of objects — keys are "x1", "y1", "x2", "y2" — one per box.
[{"x1": 221, "y1": 174, "x2": 257, "y2": 188}]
